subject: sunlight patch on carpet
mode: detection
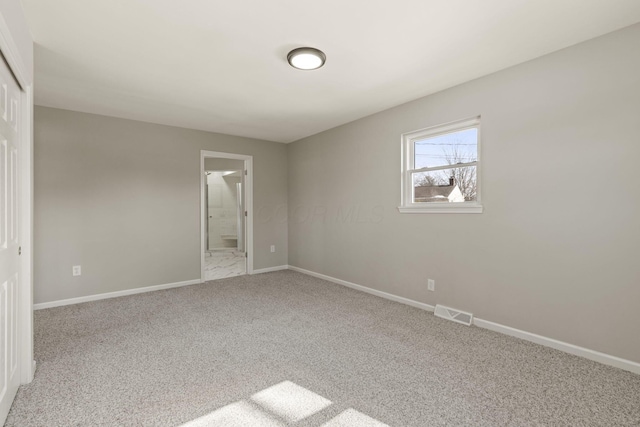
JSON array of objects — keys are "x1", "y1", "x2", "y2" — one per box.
[
  {"x1": 178, "y1": 380, "x2": 385, "y2": 426},
  {"x1": 179, "y1": 401, "x2": 284, "y2": 427},
  {"x1": 251, "y1": 380, "x2": 332, "y2": 423},
  {"x1": 322, "y1": 408, "x2": 389, "y2": 426}
]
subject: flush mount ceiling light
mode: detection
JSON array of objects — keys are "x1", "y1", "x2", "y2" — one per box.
[{"x1": 287, "y1": 47, "x2": 326, "y2": 70}]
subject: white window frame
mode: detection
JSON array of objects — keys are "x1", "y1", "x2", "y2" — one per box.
[{"x1": 399, "y1": 116, "x2": 483, "y2": 214}]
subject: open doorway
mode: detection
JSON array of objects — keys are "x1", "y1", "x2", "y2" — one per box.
[
  {"x1": 201, "y1": 151, "x2": 253, "y2": 281},
  {"x1": 205, "y1": 168, "x2": 244, "y2": 279}
]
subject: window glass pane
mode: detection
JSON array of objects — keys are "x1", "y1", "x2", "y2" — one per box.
[
  {"x1": 413, "y1": 166, "x2": 477, "y2": 203},
  {"x1": 414, "y1": 128, "x2": 477, "y2": 169}
]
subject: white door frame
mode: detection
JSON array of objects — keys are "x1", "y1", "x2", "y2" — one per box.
[
  {"x1": 0, "y1": 13, "x2": 35, "y2": 384},
  {"x1": 200, "y1": 150, "x2": 253, "y2": 281}
]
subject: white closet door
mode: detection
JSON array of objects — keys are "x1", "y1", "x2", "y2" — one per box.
[{"x1": 0, "y1": 55, "x2": 22, "y2": 424}]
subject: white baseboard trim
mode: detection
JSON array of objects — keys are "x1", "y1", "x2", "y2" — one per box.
[
  {"x1": 251, "y1": 265, "x2": 290, "y2": 274},
  {"x1": 287, "y1": 266, "x2": 640, "y2": 375},
  {"x1": 474, "y1": 318, "x2": 640, "y2": 375},
  {"x1": 33, "y1": 278, "x2": 203, "y2": 310},
  {"x1": 288, "y1": 265, "x2": 435, "y2": 312}
]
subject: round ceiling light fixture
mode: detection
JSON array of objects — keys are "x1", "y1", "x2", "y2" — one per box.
[{"x1": 287, "y1": 47, "x2": 326, "y2": 70}]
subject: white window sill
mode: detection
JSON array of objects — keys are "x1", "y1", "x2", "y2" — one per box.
[{"x1": 397, "y1": 203, "x2": 483, "y2": 214}]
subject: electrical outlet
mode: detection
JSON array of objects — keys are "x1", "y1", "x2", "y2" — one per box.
[
  {"x1": 72, "y1": 265, "x2": 82, "y2": 276},
  {"x1": 427, "y1": 279, "x2": 435, "y2": 291},
  {"x1": 270, "y1": 245, "x2": 275, "y2": 253}
]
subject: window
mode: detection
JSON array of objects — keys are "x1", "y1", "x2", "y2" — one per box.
[{"x1": 399, "y1": 117, "x2": 482, "y2": 213}]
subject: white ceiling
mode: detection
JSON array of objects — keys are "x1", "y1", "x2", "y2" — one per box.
[{"x1": 21, "y1": 0, "x2": 640, "y2": 143}]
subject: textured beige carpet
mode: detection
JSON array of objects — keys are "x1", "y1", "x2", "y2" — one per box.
[{"x1": 7, "y1": 270, "x2": 640, "y2": 426}]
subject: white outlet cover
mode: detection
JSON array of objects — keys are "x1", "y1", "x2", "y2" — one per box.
[
  {"x1": 72, "y1": 265, "x2": 82, "y2": 276},
  {"x1": 428, "y1": 279, "x2": 435, "y2": 291}
]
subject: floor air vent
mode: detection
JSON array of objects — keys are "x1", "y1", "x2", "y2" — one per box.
[{"x1": 434, "y1": 304, "x2": 473, "y2": 326}]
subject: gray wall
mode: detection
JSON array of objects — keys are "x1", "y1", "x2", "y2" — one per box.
[
  {"x1": 204, "y1": 158, "x2": 244, "y2": 171},
  {"x1": 35, "y1": 106, "x2": 287, "y2": 304},
  {"x1": 287, "y1": 24, "x2": 640, "y2": 363}
]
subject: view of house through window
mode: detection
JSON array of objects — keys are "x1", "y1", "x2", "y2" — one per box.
[
  {"x1": 400, "y1": 117, "x2": 481, "y2": 213},
  {"x1": 413, "y1": 127, "x2": 478, "y2": 202}
]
